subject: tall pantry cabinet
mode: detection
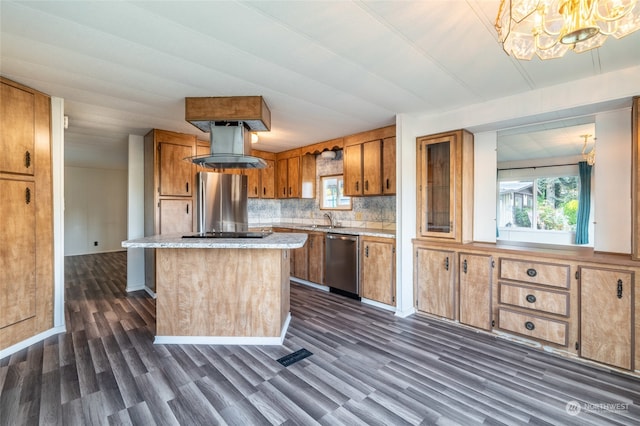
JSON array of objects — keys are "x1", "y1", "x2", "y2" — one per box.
[
  {"x1": 144, "y1": 129, "x2": 196, "y2": 291},
  {"x1": 0, "y1": 77, "x2": 54, "y2": 351}
]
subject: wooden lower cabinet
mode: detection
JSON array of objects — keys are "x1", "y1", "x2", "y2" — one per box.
[
  {"x1": 413, "y1": 239, "x2": 640, "y2": 374},
  {"x1": 458, "y1": 252, "x2": 492, "y2": 330},
  {"x1": 0, "y1": 179, "x2": 36, "y2": 329},
  {"x1": 308, "y1": 232, "x2": 325, "y2": 284},
  {"x1": 291, "y1": 239, "x2": 309, "y2": 280},
  {"x1": 159, "y1": 199, "x2": 193, "y2": 234},
  {"x1": 361, "y1": 237, "x2": 395, "y2": 306},
  {"x1": 415, "y1": 247, "x2": 455, "y2": 319},
  {"x1": 580, "y1": 266, "x2": 634, "y2": 370}
]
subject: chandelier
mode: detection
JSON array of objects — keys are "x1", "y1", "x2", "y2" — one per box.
[
  {"x1": 581, "y1": 134, "x2": 596, "y2": 165},
  {"x1": 495, "y1": 0, "x2": 640, "y2": 60}
]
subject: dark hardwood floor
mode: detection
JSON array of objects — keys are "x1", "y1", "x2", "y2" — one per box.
[{"x1": 1, "y1": 251, "x2": 639, "y2": 425}]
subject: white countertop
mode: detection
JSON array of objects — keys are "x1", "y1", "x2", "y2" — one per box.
[
  {"x1": 263, "y1": 222, "x2": 396, "y2": 239},
  {"x1": 122, "y1": 232, "x2": 308, "y2": 249}
]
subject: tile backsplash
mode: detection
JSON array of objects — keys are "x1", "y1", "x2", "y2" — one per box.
[{"x1": 248, "y1": 152, "x2": 396, "y2": 230}]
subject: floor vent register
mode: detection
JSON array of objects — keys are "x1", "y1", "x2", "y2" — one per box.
[{"x1": 276, "y1": 348, "x2": 313, "y2": 367}]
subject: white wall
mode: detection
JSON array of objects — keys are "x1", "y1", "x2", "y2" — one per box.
[
  {"x1": 396, "y1": 65, "x2": 640, "y2": 315},
  {"x1": 126, "y1": 135, "x2": 145, "y2": 291},
  {"x1": 64, "y1": 166, "x2": 128, "y2": 255}
]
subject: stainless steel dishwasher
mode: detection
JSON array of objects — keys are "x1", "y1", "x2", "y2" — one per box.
[{"x1": 325, "y1": 233, "x2": 359, "y2": 295}]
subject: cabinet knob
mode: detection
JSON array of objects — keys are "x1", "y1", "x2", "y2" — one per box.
[
  {"x1": 25, "y1": 150, "x2": 31, "y2": 168},
  {"x1": 365, "y1": 180, "x2": 369, "y2": 191},
  {"x1": 386, "y1": 178, "x2": 390, "y2": 189},
  {"x1": 526, "y1": 268, "x2": 537, "y2": 277},
  {"x1": 25, "y1": 187, "x2": 31, "y2": 204},
  {"x1": 186, "y1": 182, "x2": 189, "y2": 193},
  {"x1": 525, "y1": 321, "x2": 535, "y2": 331},
  {"x1": 525, "y1": 294, "x2": 537, "y2": 303},
  {"x1": 462, "y1": 259, "x2": 467, "y2": 273}
]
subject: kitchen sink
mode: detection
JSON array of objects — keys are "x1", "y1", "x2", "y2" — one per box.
[{"x1": 311, "y1": 224, "x2": 333, "y2": 229}]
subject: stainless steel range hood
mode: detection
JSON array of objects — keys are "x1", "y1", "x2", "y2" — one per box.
[{"x1": 185, "y1": 96, "x2": 271, "y2": 169}]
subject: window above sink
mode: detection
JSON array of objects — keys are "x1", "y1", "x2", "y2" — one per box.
[{"x1": 320, "y1": 175, "x2": 351, "y2": 210}]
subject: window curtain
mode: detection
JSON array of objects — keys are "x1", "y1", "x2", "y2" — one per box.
[{"x1": 575, "y1": 161, "x2": 592, "y2": 244}]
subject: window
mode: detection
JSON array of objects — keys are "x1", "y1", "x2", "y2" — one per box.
[
  {"x1": 497, "y1": 165, "x2": 585, "y2": 245},
  {"x1": 320, "y1": 175, "x2": 351, "y2": 210}
]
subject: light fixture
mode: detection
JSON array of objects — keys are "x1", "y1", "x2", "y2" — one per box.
[
  {"x1": 320, "y1": 150, "x2": 337, "y2": 160},
  {"x1": 495, "y1": 0, "x2": 640, "y2": 60},
  {"x1": 581, "y1": 133, "x2": 596, "y2": 165},
  {"x1": 251, "y1": 132, "x2": 259, "y2": 144}
]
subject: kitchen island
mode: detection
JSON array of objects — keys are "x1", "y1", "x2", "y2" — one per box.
[{"x1": 122, "y1": 232, "x2": 307, "y2": 345}]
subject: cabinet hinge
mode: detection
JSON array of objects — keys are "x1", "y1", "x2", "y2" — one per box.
[
  {"x1": 392, "y1": 247, "x2": 395, "y2": 254},
  {"x1": 392, "y1": 296, "x2": 395, "y2": 303},
  {"x1": 416, "y1": 299, "x2": 418, "y2": 307},
  {"x1": 575, "y1": 342, "x2": 579, "y2": 351},
  {"x1": 575, "y1": 270, "x2": 580, "y2": 280},
  {"x1": 491, "y1": 320, "x2": 495, "y2": 327},
  {"x1": 491, "y1": 260, "x2": 495, "y2": 268}
]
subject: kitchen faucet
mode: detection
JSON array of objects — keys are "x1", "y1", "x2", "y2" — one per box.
[{"x1": 324, "y1": 212, "x2": 334, "y2": 228}]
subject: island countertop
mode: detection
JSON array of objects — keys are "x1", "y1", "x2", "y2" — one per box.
[{"x1": 121, "y1": 231, "x2": 308, "y2": 249}]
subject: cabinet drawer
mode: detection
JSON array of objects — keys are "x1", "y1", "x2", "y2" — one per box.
[
  {"x1": 499, "y1": 258, "x2": 570, "y2": 289},
  {"x1": 498, "y1": 308, "x2": 568, "y2": 346},
  {"x1": 499, "y1": 283, "x2": 569, "y2": 316}
]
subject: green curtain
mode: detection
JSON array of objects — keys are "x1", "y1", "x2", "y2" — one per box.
[{"x1": 575, "y1": 161, "x2": 592, "y2": 244}]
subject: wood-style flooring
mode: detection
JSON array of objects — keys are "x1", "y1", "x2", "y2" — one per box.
[{"x1": 1, "y1": 251, "x2": 639, "y2": 425}]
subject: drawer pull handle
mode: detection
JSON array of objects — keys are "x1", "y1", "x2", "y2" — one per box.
[
  {"x1": 617, "y1": 279, "x2": 623, "y2": 299},
  {"x1": 526, "y1": 268, "x2": 537, "y2": 277},
  {"x1": 525, "y1": 321, "x2": 535, "y2": 331},
  {"x1": 526, "y1": 294, "x2": 536, "y2": 303}
]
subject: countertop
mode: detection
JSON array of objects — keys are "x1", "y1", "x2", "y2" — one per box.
[
  {"x1": 121, "y1": 232, "x2": 308, "y2": 249},
  {"x1": 260, "y1": 222, "x2": 396, "y2": 239}
]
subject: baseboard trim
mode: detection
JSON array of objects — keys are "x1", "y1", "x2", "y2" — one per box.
[
  {"x1": 154, "y1": 313, "x2": 291, "y2": 346},
  {"x1": 0, "y1": 326, "x2": 66, "y2": 360}
]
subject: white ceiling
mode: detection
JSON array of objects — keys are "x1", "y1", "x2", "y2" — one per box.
[{"x1": 1, "y1": 1, "x2": 639, "y2": 164}]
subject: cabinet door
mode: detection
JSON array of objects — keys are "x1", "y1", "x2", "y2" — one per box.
[
  {"x1": 382, "y1": 136, "x2": 396, "y2": 195},
  {"x1": 580, "y1": 266, "x2": 633, "y2": 370},
  {"x1": 343, "y1": 144, "x2": 363, "y2": 196},
  {"x1": 362, "y1": 140, "x2": 382, "y2": 195},
  {"x1": 159, "y1": 142, "x2": 193, "y2": 196},
  {"x1": 418, "y1": 136, "x2": 455, "y2": 238},
  {"x1": 159, "y1": 199, "x2": 193, "y2": 234},
  {"x1": 308, "y1": 233, "x2": 325, "y2": 284},
  {"x1": 245, "y1": 168, "x2": 260, "y2": 198},
  {"x1": 416, "y1": 248, "x2": 455, "y2": 319},
  {"x1": 287, "y1": 156, "x2": 300, "y2": 198},
  {"x1": 1, "y1": 82, "x2": 35, "y2": 175},
  {"x1": 361, "y1": 239, "x2": 395, "y2": 305},
  {"x1": 261, "y1": 159, "x2": 276, "y2": 199},
  {"x1": 292, "y1": 239, "x2": 308, "y2": 280},
  {"x1": 459, "y1": 253, "x2": 492, "y2": 330},
  {"x1": 0, "y1": 179, "x2": 36, "y2": 328},
  {"x1": 276, "y1": 158, "x2": 288, "y2": 199}
]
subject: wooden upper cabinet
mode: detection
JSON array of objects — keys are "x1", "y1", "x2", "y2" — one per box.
[
  {"x1": 287, "y1": 156, "x2": 300, "y2": 198},
  {"x1": 275, "y1": 150, "x2": 314, "y2": 199},
  {"x1": 362, "y1": 140, "x2": 382, "y2": 195},
  {"x1": 416, "y1": 129, "x2": 473, "y2": 243},
  {"x1": 246, "y1": 167, "x2": 260, "y2": 198},
  {"x1": 1, "y1": 81, "x2": 35, "y2": 175},
  {"x1": 343, "y1": 143, "x2": 363, "y2": 196},
  {"x1": 382, "y1": 136, "x2": 396, "y2": 195},
  {"x1": 262, "y1": 159, "x2": 276, "y2": 198},
  {"x1": 159, "y1": 142, "x2": 193, "y2": 196},
  {"x1": 343, "y1": 125, "x2": 395, "y2": 197}
]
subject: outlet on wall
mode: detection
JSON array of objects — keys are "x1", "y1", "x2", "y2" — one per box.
[
  {"x1": 355, "y1": 212, "x2": 363, "y2": 221},
  {"x1": 94, "y1": 241, "x2": 98, "y2": 246}
]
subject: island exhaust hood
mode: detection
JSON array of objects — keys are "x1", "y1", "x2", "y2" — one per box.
[{"x1": 185, "y1": 96, "x2": 271, "y2": 169}]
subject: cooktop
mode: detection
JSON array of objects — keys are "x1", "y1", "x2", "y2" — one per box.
[{"x1": 182, "y1": 231, "x2": 272, "y2": 239}]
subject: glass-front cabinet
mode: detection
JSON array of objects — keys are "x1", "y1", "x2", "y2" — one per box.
[{"x1": 416, "y1": 129, "x2": 474, "y2": 243}]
